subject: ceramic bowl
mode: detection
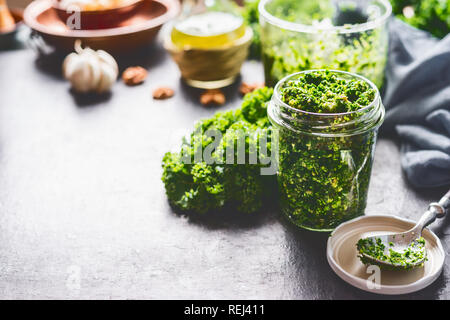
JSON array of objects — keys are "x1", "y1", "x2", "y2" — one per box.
[
  {"x1": 53, "y1": 0, "x2": 143, "y2": 30},
  {"x1": 327, "y1": 214, "x2": 445, "y2": 295},
  {"x1": 24, "y1": 0, "x2": 179, "y2": 53}
]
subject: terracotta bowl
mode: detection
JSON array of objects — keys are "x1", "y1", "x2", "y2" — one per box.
[
  {"x1": 53, "y1": 0, "x2": 144, "y2": 30},
  {"x1": 24, "y1": 0, "x2": 179, "y2": 53}
]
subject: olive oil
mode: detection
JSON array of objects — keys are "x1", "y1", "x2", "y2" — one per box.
[
  {"x1": 171, "y1": 11, "x2": 246, "y2": 49},
  {"x1": 166, "y1": 0, "x2": 251, "y2": 89}
]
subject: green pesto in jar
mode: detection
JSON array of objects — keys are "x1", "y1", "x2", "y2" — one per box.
[
  {"x1": 280, "y1": 71, "x2": 376, "y2": 113},
  {"x1": 272, "y1": 70, "x2": 382, "y2": 231},
  {"x1": 260, "y1": 0, "x2": 389, "y2": 88},
  {"x1": 262, "y1": 30, "x2": 387, "y2": 88},
  {"x1": 357, "y1": 237, "x2": 427, "y2": 270}
]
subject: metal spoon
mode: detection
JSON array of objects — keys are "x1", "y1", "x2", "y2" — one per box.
[{"x1": 358, "y1": 189, "x2": 450, "y2": 269}]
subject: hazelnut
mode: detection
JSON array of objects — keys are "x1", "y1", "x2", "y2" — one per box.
[
  {"x1": 200, "y1": 89, "x2": 226, "y2": 106},
  {"x1": 153, "y1": 87, "x2": 175, "y2": 100},
  {"x1": 239, "y1": 82, "x2": 265, "y2": 96},
  {"x1": 122, "y1": 66, "x2": 148, "y2": 86}
]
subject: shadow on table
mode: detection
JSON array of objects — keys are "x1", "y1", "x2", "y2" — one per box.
[
  {"x1": 34, "y1": 42, "x2": 168, "y2": 78},
  {"x1": 115, "y1": 42, "x2": 167, "y2": 72},
  {"x1": 34, "y1": 52, "x2": 65, "y2": 79},
  {"x1": 33, "y1": 40, "x2": 247, "y2": 110},
  {"x1": 33, "y1": 42, "x2": 169, "y2": 107},
  {"x1": 0, "y1": 37, "x2": 25, "y2": 51},
  {"x1": 34, "y1": 56, "x2": 114, "y2": 107},
  {"x1": 281, "y1": 217, "x2": 448, "y2": 300},
  {"x1": 69, "y1": 89, "x2": 113, "y2": 107},
  {"x1": 170, "y1": 201, "x2": 279, "y2": 231},
  {"x1": 176, "y1": 74, "x2": 244, "y2": 110}
]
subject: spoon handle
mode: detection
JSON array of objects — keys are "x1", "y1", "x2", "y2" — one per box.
[
  {"x1": 439, "y1": 189, "x2": 450, "y2": 214},
  {"x1": 416, "y1": 189, "x2": 450, "y2": 231}
]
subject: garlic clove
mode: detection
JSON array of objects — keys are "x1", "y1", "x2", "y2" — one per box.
[
  {"x1": 96, "y1": 64, "x2": 117, "y2": 93},
  {"x1": 62, "y1": 52, "x2": 80, "y2": 79},
  {"x1": 96, "y1": 50, "x2": 119, "y2": 76},
  {"x1": 85, "y1": 52, "x2": 103, "y2": 90},
  {"x1": 65, "y1": 54, "x2": 98, "y2": 93},
  {"x1": 70, "y1": 65, "x2": 95, "y2": 93}
]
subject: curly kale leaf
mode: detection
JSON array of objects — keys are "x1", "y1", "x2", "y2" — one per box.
[
  {"x1": 161, "y1": 87, "x2": 275, "y2": 214},
  {"x1": 242, "y1": 0, "x2": 262, "y2": 59},
  {"x1": 241, "y1": 86, "x2": 274, "y2": 124},
  {"x1": 391, "y1": 0, "x2": 450, "y2": 38},
  {"x1": 161, "y1": 153, "x2": 225, "y2": 214}
]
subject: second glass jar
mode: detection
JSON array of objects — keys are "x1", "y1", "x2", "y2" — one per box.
[{"x1": 259, "y1": 0, "x2": 391, "y2": 88}]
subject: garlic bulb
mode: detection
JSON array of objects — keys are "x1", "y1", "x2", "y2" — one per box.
[{"x1": 63, "y1": 40, "x2": 118, "y2": 93}]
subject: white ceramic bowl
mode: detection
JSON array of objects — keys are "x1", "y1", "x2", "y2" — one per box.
[{"x1": 327, "y1": 214, "x2": 445, "y2": 295}]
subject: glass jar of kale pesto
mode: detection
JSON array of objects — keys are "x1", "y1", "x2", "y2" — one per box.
[
  {"x1": 259, "y1": 0, "x2": 391, "y2": 88},
  {"x1": 268, "y1": 70, "x2": 384, "y2": 231}
]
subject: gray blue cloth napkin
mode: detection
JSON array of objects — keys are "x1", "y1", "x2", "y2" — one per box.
[{"x1": 382, "y1": 18, "x2": 450, "y2": 188}]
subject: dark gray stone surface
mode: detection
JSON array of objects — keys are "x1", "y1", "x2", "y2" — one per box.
[{"x1": 0, "y1": 43, "x2": 449, "y2": 300}]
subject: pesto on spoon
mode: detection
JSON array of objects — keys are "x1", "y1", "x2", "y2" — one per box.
[{"x1": 357, "y1": 189, "x2": 450, "y2": 270}]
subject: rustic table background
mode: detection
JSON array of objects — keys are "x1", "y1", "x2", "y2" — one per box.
[{"x1": 0, "y1": 36, "x2": 449, "y2": 299}]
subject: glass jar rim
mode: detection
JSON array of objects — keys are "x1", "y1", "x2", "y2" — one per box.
[
  {"x1": 272, "y1": 69, "x2": 381, "y2": 118},
  {"x1": 258, "y1": 0, "x2": 392, "y2": 35}
]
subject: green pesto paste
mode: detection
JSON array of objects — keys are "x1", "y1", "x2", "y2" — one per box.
[
  {"x1": 276, "y1": 71, "x2": 379, "y2": 231},
  {"x1": 281, "y1": 71, "x2": 376, "y2": 113},
  {"x1": 357, "y1": 237, "x2": 427, "y2": 270},
  {"x1": 261, "y1": 0, "x2": 389, "y2": 87}
]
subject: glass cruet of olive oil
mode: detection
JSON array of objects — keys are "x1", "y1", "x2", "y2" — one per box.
[
  {"x1": 166, "y1": 0, "x2": 252, "y2": 88},
  {"x1": 171, "y1": 0, "x2": 246, "y2": 48}
]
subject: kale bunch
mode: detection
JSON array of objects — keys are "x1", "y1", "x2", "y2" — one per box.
[
  {"x1": 391, "y1": 0, "x2": 450, "y2": 38},
  {"x1": 242, "y1": 0, "x2": 262, "y2": 59},
  {"x1": 161, "y1": 87, "x2": 275, "y2": 214}
]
